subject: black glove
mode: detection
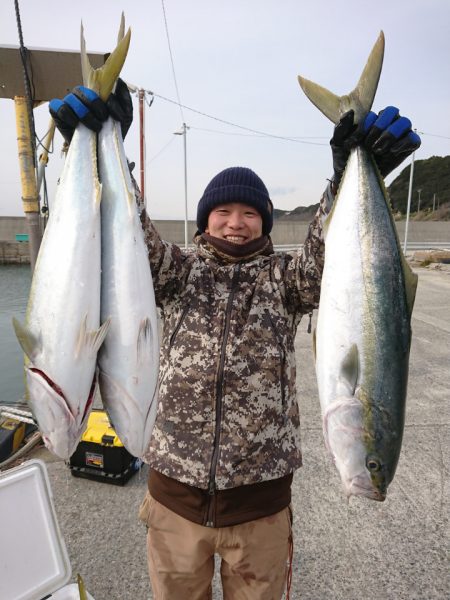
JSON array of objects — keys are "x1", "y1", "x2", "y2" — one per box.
[
  {"x1": 330, "y1": 106, "x2": 421, "y2": 191},
  {"x1": 49, "y1": 78, "x2": 133, "y2": 144}
]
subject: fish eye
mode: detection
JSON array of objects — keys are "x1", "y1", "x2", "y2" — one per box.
[{"x1": 366, "y1": 456, "x2": 381, "y2": 472}]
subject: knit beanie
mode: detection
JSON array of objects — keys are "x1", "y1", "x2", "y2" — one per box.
[{"x1": 196, "y1": 167, "x2": 273, "y2": 235}]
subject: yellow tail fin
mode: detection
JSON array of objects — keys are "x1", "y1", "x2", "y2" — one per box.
[
  {"x1": 298, "y1": 31, "x2": 385, "y2": 124},
  {"x1": 81, "y1": 14, "x2": 131, "y2": 101}
]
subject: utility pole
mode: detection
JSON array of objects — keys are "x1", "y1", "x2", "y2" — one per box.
[
  {"x1": 433, "y1": 193, "x2": 436, "y2": 212},
  {"x1": 174, "y1": 123, "x2": 189, "y2": 249},
  {"x1": 138, "y1": 89, "x2": 146, "y2": 205},
  {"x1": 417, "y1": 188, "x2": 422, "y2": 213},
  {"x1": 403, "y1": 138, "x2": 416, "y2": 253}
]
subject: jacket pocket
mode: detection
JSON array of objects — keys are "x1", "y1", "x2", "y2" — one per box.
[{"x1": 265, "y1": 310, "x2": 287, "y2": 414}]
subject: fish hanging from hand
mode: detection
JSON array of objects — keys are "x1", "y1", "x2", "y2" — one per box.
[
  {"x1": 298, "y1": 31, "x2": 418, "y2": 501},
  {"x1": 13, "y1": 21, "x2": 131, "y2": 460}
]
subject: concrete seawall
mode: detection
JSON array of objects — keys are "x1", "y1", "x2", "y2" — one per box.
[{"x1": 1, "y1": 216, "x2": 448, "y2": 263}]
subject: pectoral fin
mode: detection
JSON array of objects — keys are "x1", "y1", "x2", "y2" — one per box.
[
  {"x1": 75, "y1": 315, "x2": 111, "y2": 358},
  {"x1": 338, "y1": 344, "x2": 359, "y2": 396},
  {"x1": 12, "y1": 318, "x2": 41, "y2": 362}
]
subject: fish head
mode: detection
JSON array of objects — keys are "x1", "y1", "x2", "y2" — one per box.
[
  {"x1": 324, "y1": 395, "x2": 387, "y2": 501},
  {"x1": 25, "y1": 366, "x2": 93, "y2": 460}
]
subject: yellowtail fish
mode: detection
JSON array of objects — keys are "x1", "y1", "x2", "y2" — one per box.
[
  {"x1": 298, "y1": 32, "x2": 417, "y2": 500},
  {"x1": 94, "y1": 16, "x2": 159, "y2": 459},
  {"x1": 12, "y1": 22, "x2": 130, "y2": 460}
]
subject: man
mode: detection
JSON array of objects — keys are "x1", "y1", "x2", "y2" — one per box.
[{"x1": 51, "y1": 83, "x2": 420, "y2": 599}]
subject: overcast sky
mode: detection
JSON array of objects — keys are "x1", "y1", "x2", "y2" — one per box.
[{"x1": 1, "y1": 0, "x2": 449, "y2": 220}]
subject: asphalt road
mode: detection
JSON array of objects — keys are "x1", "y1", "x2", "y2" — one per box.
[{"x1": 8, "y1": 265, "x2": 450, "y2": 600}]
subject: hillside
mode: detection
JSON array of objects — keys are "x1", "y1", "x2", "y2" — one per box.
[
  {"x1": 274, "y1": 155, "x2": 450, "y2": 221},
  {"x1": 273, "y1": 203, "x2": 320, "y2": 221},
  {"x1": 388, "y1": 155, "x2": 450, "y2": 219}
]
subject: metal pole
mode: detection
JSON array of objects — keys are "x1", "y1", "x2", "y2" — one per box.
[
  {"x1": 14, "y1": 95, "x2": 41, "y2": 272},
  {"x1": 138, "y1": 89, "x2": 146, "y2": 204},
  {"x1": 403, "y1": 145, "x2": 416, "y2": 253},
  {"x1": 183, "y1": 122, "x2": 188, "y2": 250},
  {"x1": 36, "y1": 119, "x2": 56, "y2": 195},
  {"x1": 174, "y1": 123, "x2": 189, "y2": 248}
]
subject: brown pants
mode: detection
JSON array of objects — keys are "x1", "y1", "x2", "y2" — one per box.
[{"x1": 139, "y1": 492, "x2": 293, "y2": 600}]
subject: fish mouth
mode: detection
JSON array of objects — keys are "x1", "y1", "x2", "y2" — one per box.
[{"x1": 347, "y1": 474, "x2": 386, "y2": 501}]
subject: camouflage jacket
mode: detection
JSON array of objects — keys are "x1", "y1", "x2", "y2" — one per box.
[{"x1": 141, "y1": 186, "x2": 332, "y2": 490}]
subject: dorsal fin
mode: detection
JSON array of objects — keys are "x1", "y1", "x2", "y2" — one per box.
[{"x1": 298, "y1": 31, "x2": 385, "y2": 124}]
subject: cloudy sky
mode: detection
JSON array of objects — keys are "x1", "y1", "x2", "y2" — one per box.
[{"x1": 1, "y1": 0, "x2": 449, "y2": 220}]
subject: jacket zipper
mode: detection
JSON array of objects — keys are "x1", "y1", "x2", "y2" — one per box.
[
  {"x1": 169, "y1": 305, "x2": 189, "y2": 349},
  {"x1": 204, "y1": 263, "x2": 241, "y2": 527}
]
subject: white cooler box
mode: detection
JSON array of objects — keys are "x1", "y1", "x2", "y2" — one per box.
[{"x1": 0, "y1": 459, "x2": 95, "y2": 600}]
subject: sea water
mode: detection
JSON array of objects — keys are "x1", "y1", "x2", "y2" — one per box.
[{"x1": 0, "y1": 265, "x2": 30, "y2": 405}]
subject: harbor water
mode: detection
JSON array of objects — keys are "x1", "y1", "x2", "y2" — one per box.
[{"x1": 0, "y1": 265, "x2": 31, "y2": 405}]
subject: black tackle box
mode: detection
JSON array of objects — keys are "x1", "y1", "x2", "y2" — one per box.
[{"x1": 69, "y1": 410, "x2": 142, "y2": 485}]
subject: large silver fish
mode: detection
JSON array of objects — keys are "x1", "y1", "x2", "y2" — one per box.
[
  {"x1": 95, "y1": 20, "x2": 159, "y2": 459},
  {"x1": 12, "y1": 25, "x2": 130, "y2": 460},
  {"x1": 298, "y1": 32, "x2": 418, "y2": 500}
]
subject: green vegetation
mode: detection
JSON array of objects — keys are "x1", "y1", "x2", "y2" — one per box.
[
  {"x1": 388, "y1": 155, "x2": 450, "y2": 219},
  {"x1": 273, "y1": 156, "x2": 450, "y2": 221}
]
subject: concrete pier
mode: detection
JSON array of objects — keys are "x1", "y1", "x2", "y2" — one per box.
[{"x1": 10, "y1": 264, "x2": 449, "y2": 600}]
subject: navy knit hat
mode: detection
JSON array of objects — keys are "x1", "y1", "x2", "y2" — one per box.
[{"x1": 197, "y1": 167, "x2": 273, "y2": 235}]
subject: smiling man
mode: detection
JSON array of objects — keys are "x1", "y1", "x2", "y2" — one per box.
[
  {"x1": 206, "y1": 202, "x2": 263, "y2": 244},
  {"x1": 198, "y1": 167, "x2": 270, "y2": 243},
  {"x1": 138, "y1": 165, "x2": 327, "y2": 599}
]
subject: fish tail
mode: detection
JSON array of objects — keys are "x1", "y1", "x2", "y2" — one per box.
[
  {"x1": 80, "y1": 14, "x2": 131, "y2": 101},
  {"x1": 297, "y1": 31, "x2": 385, "y2": 124}
]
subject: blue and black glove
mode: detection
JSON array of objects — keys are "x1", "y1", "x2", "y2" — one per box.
[
  {"x1": 330, "y1": 106, "x2": 421, "y2": 192},
  {"x1": 49, "y1": 78, "x2": 133, "y2": 144}
]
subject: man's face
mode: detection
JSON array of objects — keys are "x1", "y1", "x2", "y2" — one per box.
[{"x1": 205, "y1": 202, "x2": 263, "y2": 244}]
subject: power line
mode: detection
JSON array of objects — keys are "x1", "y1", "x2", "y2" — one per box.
[
  {"x1": 147, "y1": 90, "x2": 328, "y2": 145},
  {"x1": 190, "y1": 125, "x2": 328, "y2": 142},
  {"x1": 160, "y1": 0, "x2": 185, "y2": 123},
  {"x1": 418, "y1": 131, "x2": 450, "y2": 140},
  {"x1": 148, "y1": 136, "x2": 177, "y2": 163},
  {"x1": 132, "y1": 87, "x2": 449, "y2": 148}
]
